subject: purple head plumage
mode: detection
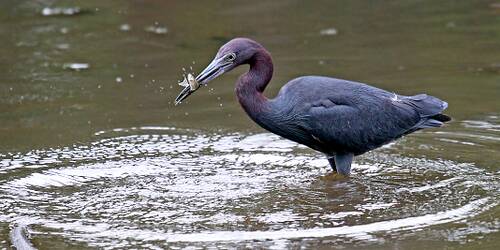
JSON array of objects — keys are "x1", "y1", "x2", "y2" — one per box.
[{"x1": 175, "y1": 38, "x2": 264, "y2": 105}]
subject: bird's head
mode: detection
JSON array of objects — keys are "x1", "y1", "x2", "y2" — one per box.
[
  {"x1": 196, "y1": 38, "x2": 262, "y2": 84},
  {"x1": 175, "y1": 38, "x2": 263, "y2": 104}
]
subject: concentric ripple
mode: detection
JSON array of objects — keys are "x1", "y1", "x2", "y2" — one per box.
[{"x1": 0, "y1": 127, "x2": 498, "y2": 249}]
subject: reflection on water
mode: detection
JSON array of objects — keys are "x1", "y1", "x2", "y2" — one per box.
[{"x1": 0, "y1": 125, "x2": 498, "y2": 248}]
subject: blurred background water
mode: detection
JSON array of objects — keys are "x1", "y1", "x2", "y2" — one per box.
[{"x1": 0, "y1": 0, "x2": 499, "y2": 249}]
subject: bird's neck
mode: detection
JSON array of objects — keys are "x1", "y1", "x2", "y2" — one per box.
[{"x1": 235, "y1": 48, "x2": 273, "y2": 120}]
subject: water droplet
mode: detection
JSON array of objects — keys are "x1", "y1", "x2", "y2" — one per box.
[
  {"x1": 16, "y1": 41, "x2": 37, "y2": 47},
  {"x1": 63, "y1": 63, "x2": 89, "y2": 71},
  {"x1": 145, "y1": 25, "x2": 168, "y2": 34},
  {"x1": 119, "y1": 24, "x2": 131, "y2": 31},
  {"x1": 56, "y1": 43, "x2": 70, "y2": 50},
  {"x1": 320, "y1": 28, "x2": 338, "y2": 36},
  {"x1": 41, "y1": 7, "x2": 81, "y2": 16}
]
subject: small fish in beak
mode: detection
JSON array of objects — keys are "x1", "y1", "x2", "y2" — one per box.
[
  {"x1": 175, "y1": 73, "x2": 201, "y2": 106},
  {"x1": 178, "y1": 73, "x2": 200, "y2": 91},
  {"x1": 174, "y1": 52, "x2": 236, "y2": 105}
]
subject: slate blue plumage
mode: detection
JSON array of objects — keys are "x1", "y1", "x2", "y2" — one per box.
[{"x1": 176, "y1": 38, "x2": 451, "y2": 175}]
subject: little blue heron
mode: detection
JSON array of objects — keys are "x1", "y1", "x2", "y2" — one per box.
[{"x1": 175, "y1": 38, "x2": 451, "y2": 175}]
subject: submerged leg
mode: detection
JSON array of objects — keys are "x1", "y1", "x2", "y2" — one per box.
[
  {"x1": 327, "y1": 156, "x2": 337, "y2": 172},
  {"x1": 334, "y1": 153, "x2": 354, "y2": 176}
]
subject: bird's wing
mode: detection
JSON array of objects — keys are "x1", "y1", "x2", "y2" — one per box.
[
  {"x1": 302, "y1": 95, "x2": 419, "y2": 154},
  {"x1": 276, "y1": 77, "x2": 449, "y2": 154}
]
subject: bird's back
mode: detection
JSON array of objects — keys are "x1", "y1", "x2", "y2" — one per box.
[{"x1": 275, "y1": 76, "x2": 394, "y2": 104}]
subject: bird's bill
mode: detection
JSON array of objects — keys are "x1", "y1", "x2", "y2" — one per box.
[
  {"x1": 174, "y1": 85, "x2": 196, "y2": 105},
  {"x1": 195, "y1": 56, "x2": 231, "y2": 85},
  {"x1": 174, "y1": 56, "x2": 230, "y2": 105}
]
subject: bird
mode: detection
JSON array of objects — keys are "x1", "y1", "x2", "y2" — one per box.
[{"x1": 175, "y1": 38, "x2": 451, "y2": 176}]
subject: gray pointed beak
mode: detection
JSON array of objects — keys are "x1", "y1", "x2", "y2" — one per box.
[
  {"x1": 174, "y1": 56, "x2": 232, "y2": 105},
  {"x1": 174, "y1": 85, "x2": 196, "y2": 105},
  {"x1": 195, "y1": 56, "x2": 231, "y2": 85}
]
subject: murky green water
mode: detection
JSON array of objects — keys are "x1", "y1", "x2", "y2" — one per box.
[{"x1": 1, "y1": 0, "x2": 499, "y2": 249}]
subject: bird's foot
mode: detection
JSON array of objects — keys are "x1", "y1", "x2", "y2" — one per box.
[{"x1": 319, "y1": 171, "x2": 349, "y2": 181}]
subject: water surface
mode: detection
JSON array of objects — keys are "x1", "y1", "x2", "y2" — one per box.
[{"x1": 0, "y1": 0, "x2": 499, "y2": 249}]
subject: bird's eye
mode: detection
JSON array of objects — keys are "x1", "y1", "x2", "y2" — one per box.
[{"x1": 225, "y1": 53, "x2": 236, "y2": 62}]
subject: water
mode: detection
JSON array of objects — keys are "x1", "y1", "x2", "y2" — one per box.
[
  {"x1": 1, "y1": 0, "x2": 499, "y2": 249},
  {"x1": 0, "y1": 127, "x2": 498, "y2": 248}
]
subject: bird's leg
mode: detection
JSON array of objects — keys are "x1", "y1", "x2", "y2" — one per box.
[
  {"x1": 334, "y1": 153, "x2": 354, "y2": 176},
  {"x1": 327, "y1": 156, "x2": 338, "y2": 172}
]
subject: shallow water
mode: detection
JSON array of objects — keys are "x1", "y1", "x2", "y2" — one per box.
[
  {"x1": 0, "y1": 127, "x2": 499, "y2": 249},
  {"x1": 1, "y1": 0, "x2": 499, "y2": 249}
]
